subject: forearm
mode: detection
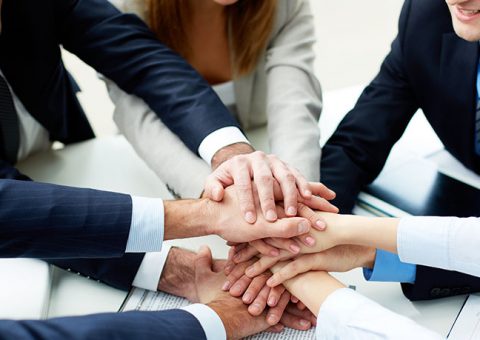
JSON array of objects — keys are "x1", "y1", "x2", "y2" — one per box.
[
  {"x1": 296, "y1": 213, "x2": 400, "y2": 255},
  {"x1": 163, "y1": 199, "x2": 212, "y2": 240},
  {"x1": 270, "y1": 263, "x2": 344, "y2": 316}
]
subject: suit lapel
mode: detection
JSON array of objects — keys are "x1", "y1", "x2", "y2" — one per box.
[{"x1": 439, "y1": 32, "x2": 479, "y2": 162}]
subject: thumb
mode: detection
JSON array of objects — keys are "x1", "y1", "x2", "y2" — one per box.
[
  {"x1": 194, "y1": 245, "x2": 214, "y2": 279},
  {"x1": 260, "y1": 218, "x2": 311, "y2": 239},
  {"x1": 204, "y1": 178, "x2": 225, "y2": 202}
]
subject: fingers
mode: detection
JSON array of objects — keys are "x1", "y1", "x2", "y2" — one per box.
[
  {"x1": 232, "y1": 245, "x2": 260, "y2": 264},
  {"x1": 265, "y1": 237, "x2": 301, "y2": 254},
  {"x1": 246, "y1": 255, "x2": 281, "y2": 278},
  {"x1": 259, "y1": 217, "x2": 310, "y2": 239},
  {"x1": 224, "y1": 247, "x2": 237, "y2": 275},
  {"x1": 267, "y1": 254, "x2": 318, "y2": 287},
  {"x1": 231, "y1": 157, "x2": 256, "y2": 224},
  {"x1": 266, "y1": 290, "x2": 290, "y2": 325},
  {"x1": 298, "y1": 203, "x2": 327, "y2": 231},
  {"x1": 279, "y1": 309, "x2": 312, "y2": 331},
  {"x1": 268, "y1": 156, "x2": 298, "y2": 217},
  {"x1": 248, "y1": 285, "x2": 270, "y2": 316},
  {"x1": 267, "y1": 285, "x2": 285, "y2": 307},
  {"x1": 285, "y1": 304, "x2": 317, "y2": 327},
  {"x1": 295, "y1": 234, "x2": 317, "y2": 247},
  {"x1": 223, "y1": 260, "x2": 254, "y2": 291},
  {"x1": 290, "y1": 167, "x2": 311, "y2": 199},
  {"x1": 242, "y1": 273, "x2": 270, "y2": 304},
  {"x1": 229, "y1": 275, "x2": 252, "y2": 297},
  {"x1": 249, "y1": 239, "x2": 279, "y2": 257},
  {"x1": 308, "y1": 182, "x2": 336, "y2": 201},
  {"x1": 251, "y1": 152, "x2": 277, "y2": 222}
]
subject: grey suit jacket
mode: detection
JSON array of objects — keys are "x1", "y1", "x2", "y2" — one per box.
[{"x1": 108, "y1": 0, "x2": 322, "y2": 198}]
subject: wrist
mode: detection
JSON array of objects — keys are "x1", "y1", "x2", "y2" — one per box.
[
  {"x1": 361, "y1": 246, "x2": 377, "y2": 269},
  {"x1": 157, "y1": 247, "x2": 197, "y2": 301},
  {"x1": 163, "y1": 199, "x2": 211, "y2": 240},
  {"x1": 211, "y1": 142, "x2": 254, "y2": 170}
]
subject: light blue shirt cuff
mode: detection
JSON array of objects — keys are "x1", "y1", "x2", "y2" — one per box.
[
  {"x1": 363, "y1": 249, "x2": 416, "y2": 283},
  {"x1": 125, "y1": 196, "x2": 164, "y2": 253},
  {"x1": 182, "y1": 304, "x2": 227, "y2": 340}
]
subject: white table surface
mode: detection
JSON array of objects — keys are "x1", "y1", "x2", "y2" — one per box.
[{"x1": 5, "y1": 85, "x2": 473, "y2": 338}]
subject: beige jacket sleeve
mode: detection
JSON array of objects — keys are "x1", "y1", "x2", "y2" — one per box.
[
  {"x1": 265, "y1": 0, "x2": 322, "y2": 181},
  {"x1": 108, "y1": 82, "x2": 210, "y2": 198}
]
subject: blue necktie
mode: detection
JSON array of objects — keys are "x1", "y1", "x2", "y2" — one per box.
[{"x1": 0, "y1": 74, "x2": 19, "y2": 164}]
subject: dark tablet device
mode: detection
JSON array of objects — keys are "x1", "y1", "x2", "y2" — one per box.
[{"x1": 364, "y1": 160, "x2": 480, "y2": 217}]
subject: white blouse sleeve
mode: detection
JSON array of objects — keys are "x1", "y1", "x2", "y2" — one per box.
[
  {"x1": 316, "y1": 288, "x2": 443, "y2": 340},
  {"x1": 398, "y1": 216, "x2": 480, "y2": 278}
]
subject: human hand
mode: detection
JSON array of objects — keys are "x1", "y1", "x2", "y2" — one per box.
[
  {"x1": 266, "y1": 245, "x2": 376, "y2": 288},
  {"x1": 156, "y1": 247, "x2": 226, "y2": 302},
  {"x1": 193, "y1": 245, "x2": 271, "y2": 338},
  {"x1": 206, "y1": 186, "x2": 311, "y2": 243},
  {"x1": 206, "y1": 148, "x2": 335, "y2": 224}
]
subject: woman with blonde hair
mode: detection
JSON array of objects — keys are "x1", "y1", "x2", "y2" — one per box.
[{"x1": 107, "y1": 0, "x2": 322, "y2": 199}]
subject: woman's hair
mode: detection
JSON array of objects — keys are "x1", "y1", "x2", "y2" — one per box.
[{"x1": 147, "y1": 0, "x2": 277, "y2": 76}]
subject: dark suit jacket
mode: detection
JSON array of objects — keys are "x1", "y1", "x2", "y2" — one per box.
[
  {"x1": 0, "y1": 179, "x2": 207, "y2": 339},
  {"x1": 321, "y1": 0, "x2": 480, "y2": 300}
]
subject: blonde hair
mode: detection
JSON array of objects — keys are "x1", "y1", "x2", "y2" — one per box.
[{"x1": 147, "y1": 0, "x2": 277, "y2": 76}]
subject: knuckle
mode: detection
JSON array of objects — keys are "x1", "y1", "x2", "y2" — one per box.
[{"x1": 257, "y1": 174, "x2": 273, "y2": 186}]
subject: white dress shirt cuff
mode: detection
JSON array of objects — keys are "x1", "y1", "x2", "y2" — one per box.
[
  {"x1": 132, "y1": 245, "x2": 172, "y2": 291},
  {"x1": 125, "y1": 196, "x2": 164, "y2": 253},
  {"x1": 317, "y1": 288, "x2": 441, "y2": 339},
  {"x1": 182, "y1": 304, "x2": 227, "y2": 340},
  {"x1": 198, "y1": 127, "x2": 249, "y2": 166}
]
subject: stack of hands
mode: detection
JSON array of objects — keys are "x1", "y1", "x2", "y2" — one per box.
[{"x1": 176, "y1": 149, "x2": 379, "y2": 337}]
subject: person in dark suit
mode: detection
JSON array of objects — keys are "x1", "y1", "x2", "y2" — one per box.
[{"x1": 320, "y1": 0, "x2": 480, "y2": 301}]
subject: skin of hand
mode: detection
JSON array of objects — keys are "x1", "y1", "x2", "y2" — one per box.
[
  {"x1": 270, "y1": 261, "x2": 346, "y2": 318},
  {"x1": 205, "y1": 145, "x2": 327, "y2": 224},
  {"x1": 195, "y1": 246, "x2": 315, "y2": 332},
  {"x1": 162, "y1": 186, "x2": 312, "y2": 244},
  {"x1": 204, "y1": 186, "x2": 312, "y2": 243},
  {"x1": 157, "y1": 247, "x2": 226, "y2": 302},
  {"x1": 194, "y1": 246, "x2": 271, "y2": 339}
]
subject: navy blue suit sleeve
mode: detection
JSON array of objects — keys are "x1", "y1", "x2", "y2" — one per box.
[
  {"x1": 54, "y1": 0, "x2": 240, "y2": 153},
  {"x1": 0, "y1": 179, "x2": 132, "y2": 259},
  {"x1": 320, "y1": 0, "x2": 418, "y2": 213},
  {"x1": 0, "y1": 310, "x2": 206, "y2": 340}
]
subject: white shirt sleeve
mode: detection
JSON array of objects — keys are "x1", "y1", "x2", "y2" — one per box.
[
  {"x1": 125, "y1": 196, "x2": 164, "y2": 253},
  {"x1": 398, "y1": 216, "x2": 480, "y2": 278},
  {"x1": 198, "y1": 127, "x2": 250, "y2": 166},
  {"x1": 316, "y1": 288, "x2": 443, "y2": 340},
  {"x1": 182, "y1": 304, "x2": 227, "y2": 340},
  {"x1": 132, "y1": 245, "x2": 172, "y2": 291}
]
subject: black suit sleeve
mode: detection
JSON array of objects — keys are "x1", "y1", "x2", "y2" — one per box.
[
  {"x1": 55, "y1": 0, "x2": 240, "y2": 154},
  {"x1": 0, "y1": 309, "x2": 206, "y2": 340},
  {"x1": 320, "y1": 0, "x2": 419, "y2": 213}
]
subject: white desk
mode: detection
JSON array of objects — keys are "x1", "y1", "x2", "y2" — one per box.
[{"x1": 6, "y1": 85, "x2": 473, "y2": 337}]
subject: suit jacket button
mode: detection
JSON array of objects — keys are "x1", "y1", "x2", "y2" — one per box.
[
  {"x1": 440, "y1": 288, "x2": 450, "y2": 297},
  {"x1": 430, "y1": 288, "x2": 441, "y2": 297}
]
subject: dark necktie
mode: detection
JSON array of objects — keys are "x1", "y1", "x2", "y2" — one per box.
[{"x1": 0, "y1": 73, "x2": 19, "y2": 164}]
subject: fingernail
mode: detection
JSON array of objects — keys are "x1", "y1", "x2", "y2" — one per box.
[
  {"x1": 329, "y1": 189, "x2": 336, "y2": 196},
  {"x1": 287, "y1": 206, "x2": 296, "y2": 216},
  {"x1": 250, "y1": 303, "x2": 261, "y2": 314},
  {"x1": 266, "y1": 209, "x2": 277, "y2": 221},
  {"x1": 290, "y1": 244, "x2": 300, "y2": 253},
  {"x1": 268, "y1": 314, "x2": 277, "y2": 325},
  {"x1": 231, "y1": 283, "x2": 243, "y2": 295},
  {"x1": 243, "y1": 292, "x2": 253, "y2": 303},
  {"x1": 316, "y1": 220, "x2": 326, "y2": 230},
  {"x1": 304, "y1": 190, "x2": 312, "y2": 197},
  {"x1": 245, "y1": 211, "x2": 255, "y2": 223},
  {"x1": 267, "y1": 278, "x2": 276, "y2": 287},
  {"x1": 298, "y1": 221, "x2": 309, "y2": 233},
  {"x1": 299, "y1": 319, "x2": 311, "y2": 327},
  {"x1": 305, "y1": 236, "x2": 316, "y2": 246},
  {"x1": 268, "y1": 296, "x2": 277, "y2": 306},
  {"x1": 222, "y1": 281, "x2": 231, "y2": 291},
  {"x1": 270, "y1": 249, "x2": 279, "y2": 257}
]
